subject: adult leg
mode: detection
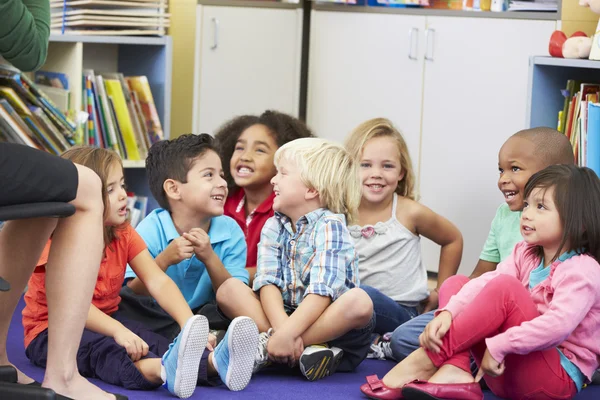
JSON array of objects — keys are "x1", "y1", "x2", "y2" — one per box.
[
  {"x1": 0, "y1": 217, "x2": 57, "y2": 383},
  {"x1": 42, "y1": 164, "x2": 110, "y2": 398},
  {"x1": 361, "y1": 285, "x2": 417, "y2": 335}
]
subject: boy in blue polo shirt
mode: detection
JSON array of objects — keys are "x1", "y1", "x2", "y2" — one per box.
[{"x1": 118, "y1": 134, "x2": 257, "y2": 391}]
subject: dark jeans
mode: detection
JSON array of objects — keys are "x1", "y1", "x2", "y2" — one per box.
[
  {"x1": 118, "y1": 285, "x2": 230, "y2": 341},
  {"x1": 362, "y1": 285, "x2": 418, "y2": 335},
  {"x1": 26, "y1": 311, "x2": 213, "y2": 389}
]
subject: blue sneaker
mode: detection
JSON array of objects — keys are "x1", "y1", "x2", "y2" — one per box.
[
  {"x1": 161, "y1": 315, "x2": 209, "y2": 398},
  {"x1": 212, "y1": 316, "x2": 259, "y2": 391}
]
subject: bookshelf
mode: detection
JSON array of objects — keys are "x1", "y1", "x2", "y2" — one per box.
[
  {"x1": 527, "y1": 56, "x2": 600, "y2": 129},
  {"x1": 44, "y1": 34, "x2": 173, "y2": 213}
]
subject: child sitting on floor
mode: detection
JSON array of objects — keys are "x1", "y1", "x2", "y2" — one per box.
[
  {"x1": 215, "y1": 110, "x2": 313, "y2": 286},
  {"x1": 345, "y1": 118, "x2": 462, "y2": 340},
  {"x1": 217, "y1": 138, "x2": 375, "y2": 381},
  {"x1": 118, "y1": 134, "x2": 248, "y2": 335},
  {"x1": 362, "y1": 164, "x2": 600, "y2": 400},
  {"x1": 22, "y1": 147, "x2": 258, "y2": 398}
]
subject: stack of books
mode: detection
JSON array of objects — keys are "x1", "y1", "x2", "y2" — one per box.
[
  {"x1": 50, "y1": 0, "x2": 170, "y2": 36},
  {"x1": 508, "y1": 0, "x2": 557, "y2": 11},
  {"x1": 81, "y1": 70, "x2": 164, "y2": 161},
  {"x1": 557, "y1": 80, "x2": 600, "y2": 174},
  {"x1": 0, "y1": 64, "x2": 76, "y2": 155}
]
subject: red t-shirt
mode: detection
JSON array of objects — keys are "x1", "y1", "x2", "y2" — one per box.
[
  {"x1": 224, "y1": 188, "x2": 275, "y2": 268},
  {"x1": 22, "y1": 224, "x2": 147, "y2": 348}
]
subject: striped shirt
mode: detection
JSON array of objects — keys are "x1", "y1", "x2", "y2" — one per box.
[{"x1": 253, "y1": 208, "x2": 359, "y2": 307}]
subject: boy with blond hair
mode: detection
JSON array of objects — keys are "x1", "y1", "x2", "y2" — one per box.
[{"x1": 217, "y1": 138, "x2": 375, "y2": 381}]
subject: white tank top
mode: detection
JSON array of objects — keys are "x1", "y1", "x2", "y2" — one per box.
[{"x1": 349, "y1": 193, "x2": 429, "y2": 306}]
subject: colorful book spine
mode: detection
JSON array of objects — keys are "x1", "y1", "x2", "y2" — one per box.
[{"x1": 587, "y1": 103, "x2": 600, "y2": 177}]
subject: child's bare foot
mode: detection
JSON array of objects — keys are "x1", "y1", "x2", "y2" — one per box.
[
  {"x1": 43, "y1": 373, "x2": 116, "y2": 400},
  {"x1": 381, "y1": 348, "x2": 438, "y2": 388},
  {"x1": 428, "y1": 363, "x2": 475, "y2": 384}
]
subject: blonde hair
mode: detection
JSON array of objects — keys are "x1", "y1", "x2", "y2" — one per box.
[
  {"x1": 61, "y1": 146, "x2": 123, "y2": 247},
  {"x1": 274, "y1": 138, "x2": 361, "y2": 224},
  {"x1": 345, "y1": 118, "x2": 416, "y2": 200}
]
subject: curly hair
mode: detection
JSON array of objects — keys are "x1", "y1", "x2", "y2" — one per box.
[
  {"x1": 214, "y1": 110, "x2": 313, "y2": 190},
  {"x1": 146, "y1": 133, "x2": 216, "y2": 210}
]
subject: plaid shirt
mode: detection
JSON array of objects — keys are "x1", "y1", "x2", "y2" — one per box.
[{"x1": 253, "y1": 208, "x2": 359, "y2": 307}]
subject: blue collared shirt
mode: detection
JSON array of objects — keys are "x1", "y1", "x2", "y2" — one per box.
[
  {"x1": 126, "y1": 208, "x2": 248, "y2": 309},
  {"x1": 253, "y1": 208, "x2": 359, "y2": 307}
]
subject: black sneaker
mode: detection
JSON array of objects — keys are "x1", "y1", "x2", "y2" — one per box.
[{"x1": 299, "y1": 345, "x2": 344, "y2": 381}]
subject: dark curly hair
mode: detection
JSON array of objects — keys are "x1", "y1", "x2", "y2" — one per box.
[
  {"x1": 214, "y1": 110, "x2": 313, "y2": 190},
  {"x1": 146, "y1": 133, "x2": 216, "y2": 210}
]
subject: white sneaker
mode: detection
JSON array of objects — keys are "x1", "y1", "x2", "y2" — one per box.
[{"x1": 252, "y1": 329, "x2": 272, "y2": 373}]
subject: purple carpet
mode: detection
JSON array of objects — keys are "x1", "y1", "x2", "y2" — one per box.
[{"x1": 6, "y1": 297, "x2": 599, "y2": 399}]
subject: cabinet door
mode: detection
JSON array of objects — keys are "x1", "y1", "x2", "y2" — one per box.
[
  {"x1": 307, "y1": 11, "x2": 426, "y2": 169},
  {"x1": 193, "y1": 6, "x2": 302, "y2": 135},
  {"x1": 419, "y1": 17, "x2": 556, "y2": 274}
]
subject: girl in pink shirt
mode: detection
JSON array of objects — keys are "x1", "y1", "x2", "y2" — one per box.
[{"x1": 361, "y1": 164, "x2": 600, "y2": 400}]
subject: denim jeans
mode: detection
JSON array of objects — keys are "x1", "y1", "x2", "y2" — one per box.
[
  {"x1": 361, "y1": 285, "x2": 418, "y2": 336},
  {"x1": 389, "y1": 310, "x2": 435, "y2": 361}
]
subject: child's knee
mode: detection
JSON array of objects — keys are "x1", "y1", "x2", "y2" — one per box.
[
  {"x1": 74, "y1": 164, "x2": 103, "y2": 212},
  {"x1": 345, "y1": 288, "x2": 374, "y2": 326},
  {"x1": 439, "y1": 274, "x2": 470, "y2": 303},
  {"x1": 216, "y1": 277, "x2": 246, "y2": 307}
]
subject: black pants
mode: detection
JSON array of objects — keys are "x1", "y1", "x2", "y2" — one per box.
[
  {"x1": 118, "y1": 285, "x2": 231, "y2": 340},
  {"x1": 26, "y1": 311, "x2": 214, "y2": 389}
]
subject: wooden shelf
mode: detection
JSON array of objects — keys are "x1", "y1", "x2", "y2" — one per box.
[{"x1": 49, "y1": 34, "x2": 169, "y2": 46}]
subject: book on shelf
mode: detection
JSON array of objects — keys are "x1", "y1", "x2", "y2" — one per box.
[
  {"x1": 127, "y1": 192, "x2": 148, "y2": 227},
  {"x1": 0, "y1": 64, "x2": 162, "y2": 164},
  {"x1": 50, "y1": 0, "x2": 169, "y2": 36},
  {"x1": 557, "y1": 79, "x2": 600, "y2": 176}
]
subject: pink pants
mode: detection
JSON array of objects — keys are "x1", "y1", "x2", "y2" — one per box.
[{"x1": 427, "y1": 275, "x2": 577, "y2": 400}]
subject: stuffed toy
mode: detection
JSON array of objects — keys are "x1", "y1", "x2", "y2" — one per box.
[{"x1": 548, "y1": 0, "x2": 600, "y2": 59}]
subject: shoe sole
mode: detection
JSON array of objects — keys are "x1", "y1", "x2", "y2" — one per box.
[
  {"x1": 401, "y1": 386, "x2": 444, "y2": 400},
  {"x1": 224, "y1": 317, "x2": 259, "y2": 391},
  {"x1": 173, "y1": 315, "x2": 209, "y2": 398},
  {"x1": 300, "y1": 348, "x2": 335, "y2": 381}
]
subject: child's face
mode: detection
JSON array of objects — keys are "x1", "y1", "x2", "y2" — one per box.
[
  {"x1": 359, "y1": 136, "x2": 404, "y2": 204},
  {"x1": 105, "y1": 162, "x2": 128, "y2": 227},
  {"x1": 271, "y1": 158, "x2": 310, "y2": 221},
  {"x1": 497, "y1": 137, "x2": 546, "y2": 211},
  {"x1": 521, "y1": 186, "x2": 563, "y2": 256},
  {"x1": 230, "y1": 124, "x2": 278, "y2": 192},
  {"x1": 179, "y1": 150, "x2": 228, "y2": 217}
]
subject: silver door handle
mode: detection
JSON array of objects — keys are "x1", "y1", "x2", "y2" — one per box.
[
  {"x1": 408, "y1": 27, "x2": 418, "y2": 60},
  {"x1": 425, "y1": 28, "x2": 435, "y2": 62},
  {"x1": 211, "y1": 17, "x2": 219, "y2": 50}
]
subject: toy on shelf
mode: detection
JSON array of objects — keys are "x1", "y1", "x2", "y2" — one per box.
[{"x1": 548, "y1": 0, "x2": 600, "y2": 59}]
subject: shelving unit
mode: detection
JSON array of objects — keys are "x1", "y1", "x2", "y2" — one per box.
[
  {"x1": 527, "y1": 56, "x2": 600, "y2": 129},
  {"x1": 44, "y1": 34, "x2": 173, "y2": 213}
]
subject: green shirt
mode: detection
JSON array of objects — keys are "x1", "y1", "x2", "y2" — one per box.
[
  {"x1": 0, "y1": 0, "x2": 50, "y2": 71},
  {"x1": 479, "y1": 203, "x2": 523, "y2": 263}
]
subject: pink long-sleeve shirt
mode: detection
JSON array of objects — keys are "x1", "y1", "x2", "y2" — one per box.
[{"x1": 443, "y1": 241, "x2": 600, "y2": 381}]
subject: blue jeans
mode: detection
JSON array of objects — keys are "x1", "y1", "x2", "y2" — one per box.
[
  {"x1": 361, "y1": 286, "x2": 418, "y2": 336},
  {"x1": 389, "y1": 310, "x2": 435, "y2": 361}
]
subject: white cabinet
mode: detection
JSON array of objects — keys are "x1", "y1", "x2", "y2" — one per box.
[
  {"x1": 308, "y1": 11, "x2": 426, "y2": 168},
  {"x1": 308, "y1": 10, "x2": 556, "y2": 274},
  {"x1": 419, "y1": 17, "x2": 555, "y2": 275},
  {"x1": 193, "y1": 5, "x2": 303, "y2": 135}
]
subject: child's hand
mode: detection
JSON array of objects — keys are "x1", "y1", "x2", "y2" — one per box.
[
  {"x1": 419, "y1": 310, "x2": 452, "y2": 353},
  {"x1": 207, "y1": 333, "x2": 217, "y2": 351},
  {"x1": 183, "y1": 228, "x2": 214, "y2": 262},
  {"x1": 476, "y1": 349, "x2": 505, "y2": 381},
  {"x1": 421, "y1": 289, "x2": 439, "y2": 313},
  {"x1": 163, "y1": 236, "x2": 194, "y2": 266},
  {"x1": 114, "y1": 328, "x2": 149, "y2": 362},
  {"x1": 292, "y1": 337, "x2": 304, "y2": 367},
  {"x1": 266, "y1": 330, "x2": 297, "y2": 366}
]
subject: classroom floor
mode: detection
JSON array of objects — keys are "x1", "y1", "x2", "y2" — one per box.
[{"x1": 6, "y1": 297, "x2": 600, "y2": 400}]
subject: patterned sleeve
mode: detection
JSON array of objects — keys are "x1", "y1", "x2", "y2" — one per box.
[
  {"x1": 304, "y1": 217, "x2": 352, "y2": 301},
  {"x1": 253, "y1": 216, "x2": 285, "y2": 292}
]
